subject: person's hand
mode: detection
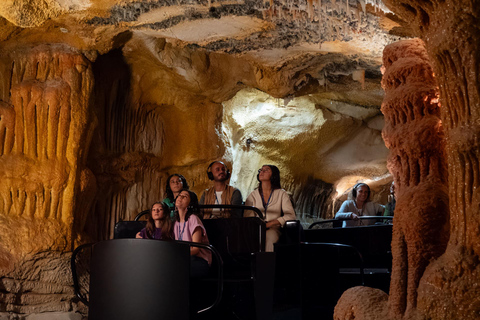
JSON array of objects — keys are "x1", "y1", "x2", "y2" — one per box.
[
  {"x1": 266, "y1": 220, "x2": 281, "y2": 229},
  {"x1": 135, "y1": 232, "x2": 142, "y2": 239},
  {"x1": 351, "y1": 213, "x2": 359, "y2": 220}
]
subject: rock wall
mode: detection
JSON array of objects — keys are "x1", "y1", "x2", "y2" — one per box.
[
  {"x1": 0, "y1": 44, "x2": 95, "y2": 319},
  {"x1": 0, "y1": 44, "x2": 96, "y2": 266}
]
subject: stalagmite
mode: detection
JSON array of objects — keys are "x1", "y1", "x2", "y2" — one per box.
[
  {"x1": 382, "y1": 38, "x2": 449, "y2": 318},
  {"x1": 334, "y1": 38, "x2": 449, "y2": 320}
]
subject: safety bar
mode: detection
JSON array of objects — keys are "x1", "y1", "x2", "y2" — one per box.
[
  {"x1": 175, "y1": 240, "x2": 224, "y2": 314},
  {"x1": 71, "y1": 242, "x2": 94, "y2": 306},
  {"x1": 135, "y1": 205, "x2": 265, "y2": 221},
  {"x1": 302, "y1": 242, "x2": 365, "y2": 285},
  {"x1": 70, "y1": 240, "x2": 224, "y2": 314},
  {"x1": 308, "y1": 216, "x2": 393, "y2": 229}
]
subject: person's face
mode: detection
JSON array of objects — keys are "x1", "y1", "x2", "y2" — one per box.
[
  {"x1": 175, "y1": 191, "x2": 191, "y2": 209},
  {"x1": 258, "y1": 166, "x2": 272, "y2": 182},
  {"x1": 151, "y1": 204, "x2": 164, "y2": 220},
  {"x1": 211, "y1": 162, "x2": 227, "y2": 182},
  {"x1": 356, "y1": 185, "x2": 369, "y2": 202},
  {"x1": 169, "y1": 176, "x2": 183, "y2": 193}
]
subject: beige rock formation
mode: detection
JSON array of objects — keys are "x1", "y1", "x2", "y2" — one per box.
[{"x1": 0, "y1": 44, "x2": 96, "y2": 273}]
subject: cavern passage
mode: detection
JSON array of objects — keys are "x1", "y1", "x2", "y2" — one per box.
[{"x1": 0, "y1": 0, "x2": 479, "y2": 319}]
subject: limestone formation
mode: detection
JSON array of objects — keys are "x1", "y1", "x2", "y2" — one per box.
[
  {"x1": 334, "y1": 37, "x2": 449, "y2": 320},
  {"x1": 0, "y1": 251, "x2": 87, "y2": 317},
  {"x1": 334, "y1": 0, "x2": 480, "y2": 317},
  {"x1": 382, "y1": 38, "x2": 449, "y2": 318},
  {"x1": 380, "y1": 1, "x2": 480, "y2": 319},
  {"x1": 334, "y1": 286, "x2": 388, "y2": 320},
  {"x1": 0, "y1": 44, "x2": 96, "y2": 267}
]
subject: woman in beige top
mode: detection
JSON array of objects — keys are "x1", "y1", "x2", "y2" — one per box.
[{"x1": 245, "y1": 165, "x2": 296, "y2": 252}]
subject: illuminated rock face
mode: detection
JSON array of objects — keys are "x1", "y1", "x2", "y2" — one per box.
[{"x1": 0, "y1": 44, "x2": 95, "y2": 268}]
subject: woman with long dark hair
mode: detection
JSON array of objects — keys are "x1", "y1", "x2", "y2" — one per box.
[
  {"x1": 136, "y1": 201, "x2": 173, "y2": 240},
  {"x1": 245, "y1": 165, "x2": 296, "y2": 252},
  {"x1": 174, "y1": 189, "x2": 211, "y2": 277},
  {"x1": 164, "y1": 174, "x2": 189, "y2": 215}
]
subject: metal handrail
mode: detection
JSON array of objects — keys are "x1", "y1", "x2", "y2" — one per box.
[
  {"x1": 175, "y1": 240, "x2": 224, "y2": 314},
  {"x1": 308, "y1": 216, "x2": 393, "y2": 229},
  {"x1": 70, "y1": 242, "x2": 94, "y2": 306},
  {"x1": 302, "y1": 242, "x2": 365, "y2": 285},
  {"x1": 134, "y1": 205, "x2": 265, "y2": 221},
  {"x1": 134, "y1": 210, "x2": 149, "y2": 221}
]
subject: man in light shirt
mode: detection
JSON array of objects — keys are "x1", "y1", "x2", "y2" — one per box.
[{"x1": 199, "y1": 161, "x2": 243, "y2": 219}]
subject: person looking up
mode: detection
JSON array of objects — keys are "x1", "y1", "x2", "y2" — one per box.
[
  {"x1": 174, "y1": 189, "x2": 211, "y2": 278},
  {"x1": 199, "y1": 161, "x2": 243, "y2": 219},
  {"x1": 136, "y1": 201, "x2": 173, "y2": 240},
  {"x1": 335, "y1": 183, "x2": 385, "y2": 227},
  {"x1": 245, "y1": 165, "x2": 296, "y2": 252},
  {"x1": 164, "y1": 174, "x2": 189, "y2": 215}
]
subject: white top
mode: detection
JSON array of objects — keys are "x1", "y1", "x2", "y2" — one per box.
[
  {"x1": 212, "y1": 191, "x2": 223, "y2": 216},
  {"x1": 335, "y1": 200, "x2": 385, "y2": 227},
  {"x1": 244, "y1": 188, "x2": 296, "y2": 225}
]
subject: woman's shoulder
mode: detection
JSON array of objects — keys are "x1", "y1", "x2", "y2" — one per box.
[{"x1": 188, "y1": 214, "x2": 204, "y2": 225}]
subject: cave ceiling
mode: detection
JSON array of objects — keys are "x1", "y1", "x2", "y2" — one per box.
[
  {"x1": 0, "y1": 0, "x2": 411, "y2": 207},
  {"x1": 0, "y1": 0, "x2": 410, "y2": 102}
]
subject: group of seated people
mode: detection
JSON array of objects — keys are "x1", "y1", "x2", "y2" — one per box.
[
  {"x1": 135, "y1": 161, "x2": 296, "y2": 276},
  {"x1": 135, "y1": 160, "x2": 396, "y2": 276}
]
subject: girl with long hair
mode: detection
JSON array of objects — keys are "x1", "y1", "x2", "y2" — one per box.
[{"x1": 136, "y1": 201, "x2": 173, "y2": 240}]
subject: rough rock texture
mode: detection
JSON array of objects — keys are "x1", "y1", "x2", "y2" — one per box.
[
  {"x1": 333, "y1": 286, "x2": 388, "y2": 320},
  {"x1": 382, "y1": 1, "x2": 480, "y2": 319},
  {"x1": 334, "y1": 0, "x2": 480, "y2": 318},
  {"x1": 382, "y1": 38, "x2": 449, "y2": 318},
  {"x1": 0, "y1": 252, "x2": 87, "y2": 319},
  {"x1": 334, "y1": 37, "x2": 449, "y2": 320},
  {"x1": 0, "y1": 44, "x2": 96, "y2": 267}
]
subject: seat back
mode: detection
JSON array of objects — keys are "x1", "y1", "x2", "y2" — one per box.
[
  {"x1": 203, "y1": 217, "x2": 265, "y2": 254},
  {"x1": 88, "y1": 239, "x2": 190, "y2": 320},
  {"x1": 113, "y1": 221, "x2": 146, "y2": 239}
]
